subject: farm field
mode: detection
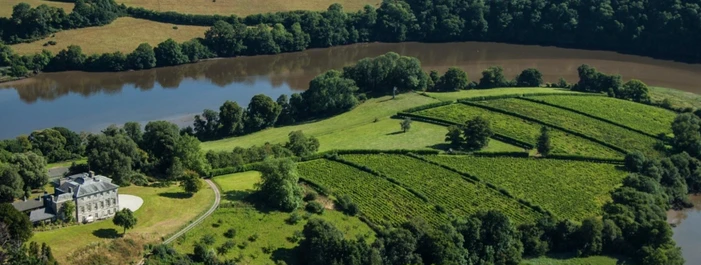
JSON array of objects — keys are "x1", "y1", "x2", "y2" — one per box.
[
  {"x1": 530, "y1": 95, "x2": 676, "y2": 136},
  {"x1": 339, "y1": 154, "x2": 543, "y2": 223},
  {"x1": 202, "y1": 93, "x2": 440, "y2": 152},
  {"x1": 650, "y1": 86, "x2": 701, "y2": 110},
  {"x1": 116, "y1": 0, "x2": 380, "y2": 16},
  {"x1": 423, "y1": 87, "x2": 579, "y2": 102},
  {"x1": 414, "y1": 103, "x2": 623, "y2": 158},
  {"x1": 32, "y1": 183, "x2": 215, "y2": 264},
  {"x1": 0, "y1": 0, "x2": 74, "y2": 17},
  {"x1": 174, "y1": 171, "x2": 374, "y2": 265},
  {"x1": 477, "y1": 98, "x2": 661, "y2": 156},
  {"x1": 423, "y1": 155, "x2": 627, "y2": 220},
  {"x1": 297, "y1": 159, "x2": 440, "y2": 226},
  {"x1": 10, "y1": 17, "x2": 208, "y2": 55}
]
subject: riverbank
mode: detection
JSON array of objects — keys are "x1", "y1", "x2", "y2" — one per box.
[{"x1": 668, "y1": 195, "x2": 701, "y2": 263}]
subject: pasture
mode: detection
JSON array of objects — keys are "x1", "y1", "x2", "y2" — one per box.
[
  {"x1": 423, "y1": 87, "x2": 578, "y2": 102},
  {"x1": 0, "y1": 0, "x2": 74, "y2": 17},
  {"x1": 116, "y1": 0, "x2": 380, "y2": 16},
  {"x1": 10, "y1": 17, "x2": 208, "y2": 55}
]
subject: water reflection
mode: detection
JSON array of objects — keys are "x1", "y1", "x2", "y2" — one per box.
[{"x1": 668, "y1": 195, "x2": 701, "y2": 263}]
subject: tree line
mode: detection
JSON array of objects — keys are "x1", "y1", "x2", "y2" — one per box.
[{"x1": 3, "y1": 0, "x2": 701, "y2": 76}]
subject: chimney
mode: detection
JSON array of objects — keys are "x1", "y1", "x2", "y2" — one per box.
[
  {"x1": 68, "y1": 187, "x2": 73, "y2": 194},
  {"x1": 23, "y1": 196, "x2": 26, "y2": 202},
  {"x1": 89, "y1": 171, "x2": 95, "y2": 178}
]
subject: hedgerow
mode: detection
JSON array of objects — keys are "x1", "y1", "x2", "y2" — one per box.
[
  {"x1": 339, "y1": 154, "x2": 543, "y2": 224},
  {"x1": 422, "y1": 155, "x2": 628, "y2": 220}
]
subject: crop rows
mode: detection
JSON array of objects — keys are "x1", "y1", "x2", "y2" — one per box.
[
  {"x1": 296, "y1": 159, "x2": 441, "y2": 226},
  {"x1": 415, "y1": 104, "x2": 623, "y2": 158},
  {"x1": 339, "y1": 154, "x2": 543, "y2": 223},
  {"x1": 477, "y1": 98, "x2": 660, "y2": 156},
  {"x1": 423, "y1": 155, "x2": 628, "y2": 220},
  {"x1": 529, "y1": 95, "x2": 676, "y2": 136}
]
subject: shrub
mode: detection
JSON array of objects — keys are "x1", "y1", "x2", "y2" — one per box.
[
  {"x1": 248, "y1": 233, "x2": 259, "y2": 242},
  {"x1": 305, "y1": 201, "x2": 324, "y2": 214},
  {"x1": 335, "y1": 195, "x2": 359, "y2": 216},
  {"x1": 223, "y1": 228, "x2": 236, "y2": 238},
  {"x1": 201, "y1": 234, "x2": 216, "y2": 245},
  {"x1": 172, "y1": 26, "x2": 179, "y2": 29},
  {"x1": 286, "y1": 212, "x2": 302, "y2": 225},
  {"x1": 303, "y1": 191, "x2": 318, "y2": 202},
  {"x1": 238, "y1": 241, "x2": 248, "y2": 249}
]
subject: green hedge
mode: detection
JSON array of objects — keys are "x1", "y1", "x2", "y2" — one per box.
[
  {"x1": 458, "y1": 91, "x2": 603, "y2": 102},
  {"x1": 471, "y1": 151, "x2": 531, "y2": 158},
  {"x1": 543, "y1": 154, "x2": 625, "y2": 164},
  {"x1": 209, "y1": 157, "x2": 302, "y2": 177},
  {"x1": 401, "y1": 101, "x2": 455, "y2": 113}
]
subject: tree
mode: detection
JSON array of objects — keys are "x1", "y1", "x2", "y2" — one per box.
[
  {"x1": 244, "y1": 24, "x2": 280, "y2": 55},
  {"x1": 536, "y1": 126, "x2": 552, "y2": 156},
  {"x1": 625, "y1": 151, "x2": 646, "y2": 172},
  {"x1": 381, "y1": 228, "x2": 422, "y2": 265},
  {"x1": 123, "y1": 122, "x2": 142, "y2": 144},
  {"x1": 60, "y1": 201, "x2": 75, "y2": 223},
  {"x1": 445, "y1": 125, "x2": 463, "y2": 148},
  {"x1": 479, "y1": 66, "x2": 509, "y2": 88},
  {"x1": 204, "y1": 20, "x2": 246, "y2": 57},
  {"x1": 671, "y1": 113, "x2": 701, "y2": 157},
  {"x1": 621, "y1": 79, "x2": 650, "y2": 102},
  {"x1": 256, "y1": 158, "x2": 303, "y2": 211},
  {"x1": 181, "y1": 39, "x2": 214, "y2": 62},
  {"x1": 174, "y1": 134, "x2": 211, "y2": 176},
  {"x1": 49, "y1": 45, "x2": 86, "y2": 71},
  {"x1": 303, "y1": 70, "x2": 359, "y2": 117},
  {"x1": 181, "y1": 170, "x2": 202, "y2": 194},
  {"x1": 578, "y1": 217, "x2": 603, "y2": 256},
  {"x1": 457, "y1": 210, "x2": 523, "y2": 265},
  {"x1": 218, "y1": 100, "x2": 244, "y2": 136},
  {"x1": 29, "y1": 129, "x2": 68, "y2": 162},
  {"x1": 127, "y1": 43, "x2": 156, "y2": 70},
  {"x1": 0, "y1": 164, "x2": 24, "y2": 203},
  {"x1": 400, "y1": 117, "x2": 412, "y2": 133},
  {"x1": 193, "y1": 109, "x2": 220, "y2": 140},
  {"x1": 142, "y1": 121, "x2": 181, "y2": 175},
  {"x1": 0, "y1": 203, "x2": 32, "y2": 242},
  {"x1": 113, "y1": 208, "x2": 137, "y2": 235},
  {"x1": 516, "y1": 68, "x2": 543, "y2": 87},
  {"x1": 463, "y1": 116, "x2": 493, "y2": 150},
  {"x1": 285, "y1": 131, "x2": 320, "y2": 157},
  {"x1": 154, "y1": 38, "x2": 189, "y2": 67},
  {"x1": 86, "y1": 134, "x2": 140, "y2": 186},
  {"x1": 10, "y1": 152, "x2": 48, "y2": 190},
  {"x1": 244, "y1": 94, "x2": 282, "y2": 133},
  {"x1": 435, "y1": 67, "x2": 469, "y2": 91}
]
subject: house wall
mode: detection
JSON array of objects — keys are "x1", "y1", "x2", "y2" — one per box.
[{"x1": 76, "y1": 189, "x2": 119, "y2": 223}]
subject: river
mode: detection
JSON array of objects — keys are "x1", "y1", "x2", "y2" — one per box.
[
  {"x1": 3, "y1": 42, "x2": 701, "y2": 139},
  {"x1": 668, "y1": 195, "x2": 701, "y2": 263}
]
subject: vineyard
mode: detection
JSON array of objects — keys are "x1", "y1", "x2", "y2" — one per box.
[
  {"x1": 477, "y1": 98, "x2": 661, "y2": 156},
  {"x1": 528, "y1": 95, "x2": 677, "y2": 136},
  {"x1": 414, "y1": 103, "x2": 623, "y2": 158},
  {"x1": 422, "y1": 155, "x2": 628, "y2": 220},
  {"x1": 339, "y1": 154, "x2": 544, "y2": 224},
  {"x1": 296, "y1": 159, "x2": 441, "y2": 226}
]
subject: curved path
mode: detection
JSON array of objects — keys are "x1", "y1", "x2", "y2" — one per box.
[{"x1": 137, "y1": 179, "x2": 220, "y2": 264}]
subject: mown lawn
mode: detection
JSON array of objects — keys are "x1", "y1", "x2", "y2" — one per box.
[
  {"x1": 423, "y1": 155, "x2": 627, "y2": 220},
  {"x1": 32, "y1": 184, "x2": 215, "y2": 264},
  {"x1": 415, "y1": 103, "x2": 623, "y2": 158},
  {"x1": 174, "y1": 171, "x2": 374, "y2": 265},
  {"x1": 522, "y1": 255, "x2": 631, "y2": 265},
  {"x1": 0, "y1": 0, "x2": 74, "y2": 17},
  {"x1": 531, "y1": 95, "x2": 676, "y2": 136},
  {"x1": 202, "y1": 93, "x2": 440, "y2": 152},
  {"x1": 10, "y1": 17, "x2": 208, "y2": 55},
  {"x1": 116, "y1": 0, "x2": 380, "y2": 16},
  {"x1": 424, "y1": 87, "x2": 579, "y2": 102}
]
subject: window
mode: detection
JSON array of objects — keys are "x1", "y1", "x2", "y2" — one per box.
[
  {"x1": 100, "y1": 201, "x2": 104, "y2": 208},
  {"x1": 80, "y1": 206, "x2": 84, "y2": 213}
]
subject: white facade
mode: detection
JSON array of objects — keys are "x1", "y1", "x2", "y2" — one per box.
[{"x1": 77, "y1": 189, "x2": 120, "y2": 222}]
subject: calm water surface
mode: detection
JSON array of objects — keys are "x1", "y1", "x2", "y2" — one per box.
[
  {"x1": 668, "y1": 195, "x2": 701, "y2": 263},
  {"x1": 2, "y1": 41, "x2": 701, "y2": 139}
]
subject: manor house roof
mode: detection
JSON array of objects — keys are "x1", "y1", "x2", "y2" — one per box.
[{"x1": 56, "y1": 172, "x2": 119, "y2": 198}]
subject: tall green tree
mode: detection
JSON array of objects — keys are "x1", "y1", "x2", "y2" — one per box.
[
  {"x1": 256, "y1": 158, "x2": 303, "y2": 211},
  {"x1": 10, "y1": 151, "x2": 48, "y2": 190},
  {"x1": 113, "y1": 208, "x2": 137, "y2": 235},
  {"x1": 478, "y1": 66, "x2": 509, "y2": 89},
  {"x1": 516, "y1": 68, "x2": 543, "y2": 87},
  {"x1": 456, "y1": 210, "x2": 523, "y2": 265},
  {"x1": 127, "y1": 43, "x2": 156, "y2": 70},
  {"x1": 123, "y1": 122, "x2": 143, "y2": 144},
  {"x1": 244, "y1": 94, "x2": 282, "y2": 133},
  {"x1": 536, "y1": 126, "x2": 552, "y2": 156},
  {"x1": 60, "y1": 201, "x2": 75, "y2": 223},
  {"x1": 29, "y1": 129, "x2": 69, "y2": 162},
  {"x1": 463, "y1": 116, "x2": 493, "y2": 150},
  {"x1": 154, "y1": 38, "x2": 189, "y2": 67},
  {"x1": 445, "y1": 125, "x2": 463, "y2": 148},
  {"x1": 181, "y1": 170, "x2": 202, "y2": 194},
  {"x1": 621, "y1": 79, "x2": 650, "y2": 102},
  {"x1": 0, "y1": 164, "x2": 23, "y2": 203},
  {"x1": 285, "y1": 131, "x2": 320, "y2": 157},
  {"x1": 86, "y1": 134, "x2": 141, "y2": 185},
  {"x1": 204, "y1": 20, "x2": 246, "y2": 57},
  {"x1": 218, "y1": 100, "x2": 244, "y2": 136},
  {"x1": 303, "y1": 70, "x2": 359, "y2": 117},
  {"x1": 0, "y1": 203, "x2": 33, "y2": 242},
  {"x1": 435, "y1": 67, "x2": 469, "y2": 91},
  {"x1": 400, "y1": 117, "x2": 412, "y2": 133}
]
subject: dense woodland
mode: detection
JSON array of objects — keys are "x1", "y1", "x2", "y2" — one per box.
[{"x1": 2, "y1": 0, "x2": 701, "y2": 76}]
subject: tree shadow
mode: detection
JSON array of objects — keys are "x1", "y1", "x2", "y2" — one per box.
[
  {"x1": 158, "y1": 192, "x2": 193, "y2": 199},
  {"x1": 271, "y1": 246, "x2": 299, "y2": 265},
  {"x1": 92, "y1": 228, "x2": 119, "y2": 239},
  {"x1": 385, "y1": 131, "x2": 404, "y2": 136},
  {"x1": 427, "y1": 143, "x2": 452, "y2": 151},
  {"x1": 536, "y1": 253, "x2": 633, "y2": 265},
  {"x1": 223, "y1": 190, "x2": 254, "y2": 202}
]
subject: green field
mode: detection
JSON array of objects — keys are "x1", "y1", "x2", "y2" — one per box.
[
  {"x1": 174, "y1": 171, "x2": 374, "y2": 265},
  {"x1": 415, "y1": 103, "x2": 623, "y2": 158},
  {"x1": 531, "y1": 95, "x2": 676, "y2": 136},
  {"x1": 478, "y1": 98, "x2": 660, "y2": 156},
  {"x1": 33, "y1": 183, "x2": 215, "y2": 264},
  {"x1": 650, "y1": 86, "x2": 701, "y2": 110},
  {"x1": 424, "y1": 87, "x2": 579, "y2": 102},
  {"x1": 297, "y1": 159, "x2": 440, "y2": 226},
  {"x1": 522, "y1": 255, "x2": 630, "y2": 265},
  {"x1": 339, "y1": 154, "x2": 543, "y2": 223},
  {"x1": 423, "y1": 155, "x2": 627, "y2": 220}
]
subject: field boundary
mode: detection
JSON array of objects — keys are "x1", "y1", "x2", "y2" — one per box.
[
  {"x1": 458, "y1": 92, "x2": 604, "y2": 102},
  {"x1": 517, "y1": 96, "x2": 661, "y2": 138},
  {"x1": 458, "y1": 100, "x2": 632, "y2": 154}
]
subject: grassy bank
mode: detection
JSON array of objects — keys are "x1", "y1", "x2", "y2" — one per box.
[
  {"x1": 32, "y1": 183, "x2": 215, "y2": 264},
  {"x1": 117, "y1": 0, "x2": 380, "y2": 16},
  {"x1": 10, "y1": 17, "x2": 208, "y2": 55},
  {"x1": 424, "y1": 87, "x2": 577, "y2": 101},
  {"x1": 650, "y1": 86, "x2": 701, "y2": 110}
]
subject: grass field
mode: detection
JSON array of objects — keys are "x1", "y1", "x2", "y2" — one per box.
[
  {"x1": 423, "y1": 155, "x2": 627, "y2": 220},
  {"x1": 297, "y1": 159, "x2": 440, "y2": 226},
  {"x1": 32, "y1": 183, "x2": 215, "y2": 264},
  {"x1": 478, "y1": 98, "x2": 661, "y2": 156},
  {"x1": 424, "y1": 87, "x2": 578, "y2": 102},
  {"x1": 10, "y1": 17, "x2": 208, "y2": 55},
  {"x1": 339, "y1": 154, "x2": 543, "y2": 223},
  {"x1": 414, "y1": 103, "x2": 623, "y2": 158},
  {"x1": 116, "y1": 0, "x2": 380, "y2": 16},
  {"x1": 174, "y1": 171, "x2": 374, "y2": 265},
  {"x1": 531, "y1": 95, "x2": 676, "y2": 136},
  {"x1": 47, "y1": 157, "x2": 87, "y2": 169},
  {"x1": 0, "y1": 0, "x2": 74, "y2": 17},
  {"x1": 202, "y1": 93, "x2": 440, "y2": 152},
  {"x1": 521, "y1": 255, "x2": 630, "y2": 265}
]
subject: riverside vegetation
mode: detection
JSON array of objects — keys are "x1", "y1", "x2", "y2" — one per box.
[{"x1": 0, "y1": 52, "x2": 699, "y2": 265}]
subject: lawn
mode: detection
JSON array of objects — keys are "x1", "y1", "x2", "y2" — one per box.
[
  {"x1": 339, "y1": 154, "x2": 543, "y2": 224},
  {"x1": 522, "y1": 255, "x2": 631, "y2": 265},
  {"x1": 31, "y1": 183, "x2": 215, "y2": 264},
  {"x1": 10, "y1": 17, "x2": 209, "y2": 55},
  {"x1": 116, "y1": 0, "x2": 380, "y2": 16},
  {"x1": 202, "y1": 93, "x2": 440, "y2": 152},
  {"x1": 423, "y1": 155, "x2": 627, "y2": 220},
  {"x1": 414, "y1": 103, "x2": 623, "y2": 158},
  {"x1": 424, "y1": 87, "x2": 579, "y2": 102},
  {"x1": 174, "y1": 171, "x2": 374, "y2": 265},
  {"x1": 47, "y1": 157, "x2": 87, "y2": 169},
  {"x1": 478, "y1": 98, "x2": 661, "y2": 156},
  {"x1": 0, "y1": 0, "x2": 74, "y2": 17},
  {"x1": 531, "y1": 95, "x2": 676, "y2": 136}
]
